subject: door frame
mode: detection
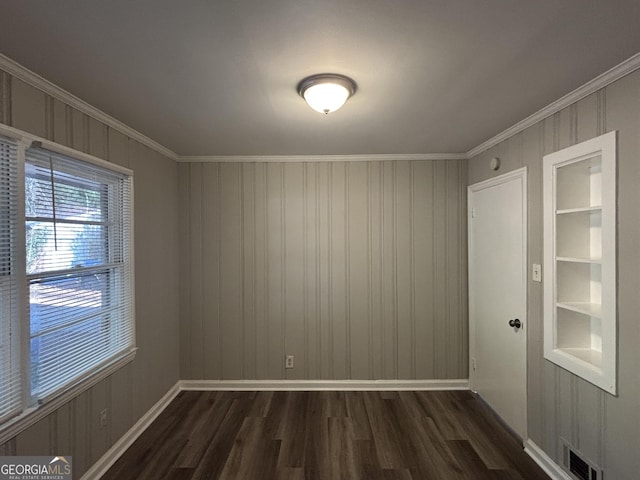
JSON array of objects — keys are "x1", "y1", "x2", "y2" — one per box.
[{"x1": 468, "y1": 166, "x2": 528, "y2": 441}]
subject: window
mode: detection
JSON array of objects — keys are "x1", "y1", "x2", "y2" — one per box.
[
  {"x1": 0, "y1": 132, "x2": 134, "y2": 431},
  {"x1": 25, "y1": 147, "x2": 135, "y2": 402}
]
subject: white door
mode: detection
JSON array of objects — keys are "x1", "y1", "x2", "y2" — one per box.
[{"x1": 468, "y1": 168, "x2": 527, "y2": 440}]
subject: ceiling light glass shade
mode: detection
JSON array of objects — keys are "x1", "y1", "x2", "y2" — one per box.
[
  {"x1": 303, "y1": 83, "x2": 350, "y2": 114},
  {"x1": 298, "y1": 74, "x2": 356, "y2": 114}
]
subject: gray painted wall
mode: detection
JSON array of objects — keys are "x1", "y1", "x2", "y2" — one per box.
[
  {"x1": 179, "y1": 160, "x2": 468, "y2": 381},
  {"x1": 0, "y1": 73, "x2": 181, "y2": 478},
  {"x1": 468, "y1": 70, "x2": 640, "y2": 479}
]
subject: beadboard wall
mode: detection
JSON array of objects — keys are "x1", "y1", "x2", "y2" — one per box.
[
  {"x1": 0, "y1": 72, "x2": 181, "y2": 478},
  {"x1": 179, "y1": 159, "x2": 468, "y2": 381},
  {"x1": 468, "y1": 69, "x2": 640, "y2": 480}
]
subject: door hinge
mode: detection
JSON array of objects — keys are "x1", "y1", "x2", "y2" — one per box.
[{"x1": 471, "y1": 207, "x2": 476, "y2": 218}]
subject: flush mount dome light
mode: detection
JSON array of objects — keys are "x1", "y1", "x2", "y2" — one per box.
[{"x1": 298, "y1": 73, "x2": 356, "y2": 114}]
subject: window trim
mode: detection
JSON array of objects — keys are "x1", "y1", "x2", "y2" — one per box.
[{"x1": 0, "y1": 124, "x2": 136, "y2": 445}]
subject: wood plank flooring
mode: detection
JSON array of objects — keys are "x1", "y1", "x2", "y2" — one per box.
[{"x1": 101, "y1": 390, "x2": 550, "y2": 480}]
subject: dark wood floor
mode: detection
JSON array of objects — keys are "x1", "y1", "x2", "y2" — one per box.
[{"x1": 102, "y1": 390, "x2": 549, "y2": 480}]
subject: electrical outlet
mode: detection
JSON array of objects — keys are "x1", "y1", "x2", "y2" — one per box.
[
  {"x1": 99, "y1": 408, "x2": 109, "y2": 428},
  {"x1": 285, "y1": 355, "x2": 294, "y2": 369}
]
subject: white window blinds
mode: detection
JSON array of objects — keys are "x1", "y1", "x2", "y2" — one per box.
[
  {"x1": 25, "y1": 147, "x2": 134, "y2": 402},
  {"x1": 0, "y1": 136, "x2": 21, "y2": 423}
]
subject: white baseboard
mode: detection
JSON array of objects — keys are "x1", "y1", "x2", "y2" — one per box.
[
  {"x1": 86, "y1": 378, "x2": 468, "y2": 478},
  {"x1": 524, "y1": 439, "x2": 572, "y2": 480},
  {"x1": 81, "y1": 382, "x2": 181, "y2": 480},
  {"x1": 179, "y1": 378, "x2": 469, "y2": 391}
]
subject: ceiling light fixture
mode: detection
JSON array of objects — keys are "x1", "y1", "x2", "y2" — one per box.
[{"x1": 298, "y1": 73, "x2": 357, "y2": 114}]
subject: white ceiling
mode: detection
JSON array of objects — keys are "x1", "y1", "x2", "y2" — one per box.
[{"x1": 1, "y1": 1, "x2": 640, "y2": 157}]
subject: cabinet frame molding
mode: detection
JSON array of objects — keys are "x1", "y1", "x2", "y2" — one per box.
[{"x1": 543, "y1": 131, "x2": 617, "y2": 395}]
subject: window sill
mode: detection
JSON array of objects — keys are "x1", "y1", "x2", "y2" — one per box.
[{"x1": 0, "y1": 348, "x2": 137, "y2": 445}]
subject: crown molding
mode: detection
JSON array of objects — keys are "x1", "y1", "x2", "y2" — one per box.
[
  {"x1": 0, "y1": 54, "x2": 466, "y2": 164},
  {"x1": 467, "y1": 51, "x2": 640, "y2": 158},
  {"x1": 6, "y1": 48, "x2": 639, "y2": 164},
  {"x1": 177, "y1": 152, "x2": 467, "y2": 163},
  {"x1": 0, "y1": 53, "x2": 179, "y2": 161}
]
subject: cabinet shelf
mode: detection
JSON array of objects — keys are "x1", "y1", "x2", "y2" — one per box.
[
  {"x1": 555, "y1": 210, "x2": 601, "y2": 260},
  {"x1": 554, "y1": 348, "x2": 602, "y2": 370},
  {"x1": 556, "y1": 206, "x2": 602, "y2": 215},
  {"x1": 544, "y1": 131, "x2": 616, "y2": 395},
  {"x1": 557, "y1": 302, "x2": 601, "y2": 318},
  {"x1": 556, "y1": 256, "x2": 601, "y2": 264}
]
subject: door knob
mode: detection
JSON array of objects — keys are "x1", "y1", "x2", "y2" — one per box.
[{"x1": 508, "y1": 318, "x2": 521, "y2": 329}]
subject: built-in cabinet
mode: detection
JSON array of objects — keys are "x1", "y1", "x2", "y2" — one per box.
[{"x1": 543, "y1": 131, "x2": 617, "y2": 394}]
